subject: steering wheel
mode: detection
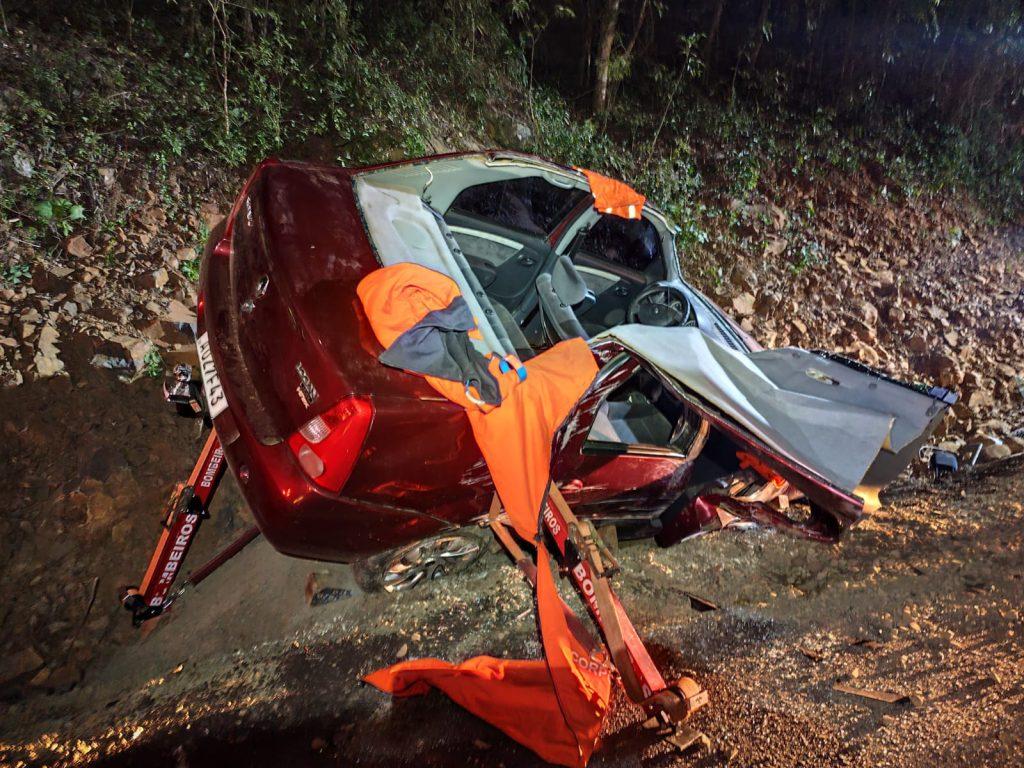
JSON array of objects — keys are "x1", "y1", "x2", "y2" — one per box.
[{"x1": 627, "y1": 282, "x2": 696, "y2": 327}]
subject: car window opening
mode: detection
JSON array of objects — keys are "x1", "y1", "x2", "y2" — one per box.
[
  {"x1": 586, "y1": 368, "x2": 702, "y2": 455},
  {"x1": 445, "y1": 181, "x2": 668, "y2": 345},
  {"x1": 449, "y1": 176, "x2": 588, "y2": 237}
]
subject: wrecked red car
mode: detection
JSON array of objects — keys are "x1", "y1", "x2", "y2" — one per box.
[{"x1": 183, "y1": 151, "x2": 953, "y2": 592}]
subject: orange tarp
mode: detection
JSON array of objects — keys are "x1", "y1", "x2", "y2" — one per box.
[
  {"x1": 357, "y1": 262, "x2": 597, "y2": 538},
  {"x1": 365, "y1": 548, "x2": 611, "y2": 767},
  {"x1": 357, "y1": 263, "x2": 607, "y2": 766},
  {"x1": 578, "y1": 168, "x2": 645, "y2": 220}
]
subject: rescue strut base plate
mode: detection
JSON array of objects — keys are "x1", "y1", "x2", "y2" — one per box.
[{"x1": 642, "y1": 676, "x2": 709, "y2": 727}]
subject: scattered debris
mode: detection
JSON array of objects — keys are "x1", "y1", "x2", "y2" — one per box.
[
  {"x1": 833, "y1": 681, "x2": 920, "y2": 706},
  {"x1": 685, "y1": 592, "x2": 719, "y2": 612},
  {"x1": 305, "y1": 573, "x2": 353, "y2": 606},
  {"x1": 32, "y1": 324, "x2": 65, "y2": 378},
  {"x1": 928, "y1": 448, "x2": 959, "y2": 480},
  {"x1": 850, "y1": 638, "x2": 884, "y2": 651},
  {"x1": 311, "y1": 588, "x2": 353, "y2": 606},
  {"x1": 665, "y1": 725, "x2": 712, "y2": 754},
  {"x1": 798, "y1": 646, "x2": 825, "y2": 662}
]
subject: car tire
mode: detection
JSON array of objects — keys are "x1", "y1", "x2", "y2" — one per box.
[{"x1": 351, "y1": 527, "x2": 487, "y2": 593}]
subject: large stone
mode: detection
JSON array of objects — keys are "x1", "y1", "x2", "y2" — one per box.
[
  {"x1": 200, "y1": 201, "x2": 225, "y2": 233},
  {"x1": 907, "y1": 333, "x2": 929, "y2": 354},
  {"x1": 849, "y1": 341, "x2": 881, "y2": 368},
  {"x1": 763, "y1": 236, "x2": 788, "y2": 258},
  {"x1": 887, "y1": 305, "x2": 906, "y2": 324},
  {"x1": 731, "y1": 264, "x2": 758, "y2": 292},
  {"x1": 153, "y1": 267, "x2": 169, "y2": 290},
  {"x1": 86, "y1": 492, "x2": 117, "y2": 528},
  {"x1": 67, "y1": 235, "x2": 93, "y2": 260},
  {"x1": 90, "y1": 334, "x2": 152, "y2": 372},
  {"x1": 33, "y1": 324, "x2": 64, "y2": 378},
  {"x1": 161, "y1": 299, "x2": 195, "y2": 326},
  {"x1": 968, "y1": 388, "x2": 995, "y2": 411},
  {"x1": 732, "y1": 292, "x2": 757, "y2": 317},
  {"x1": 136, "y1": 268, "x2": 169, "y2": 291},
  {"x1": 0, "y1": 647, "x2": 44, "y2": 687},
  {"x1": 913, "y1": 352, "x2": 962, "y2": 388},
  {"x1": 981, "y1": 443, "x2": 1012, "y2": 462}
]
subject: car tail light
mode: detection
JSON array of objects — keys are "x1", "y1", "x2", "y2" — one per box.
[{"x1": 287, "y1": 396, "x2": 373, "y2": 492}]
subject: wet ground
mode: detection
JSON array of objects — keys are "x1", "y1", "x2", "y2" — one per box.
[{"x1": 0, "y1": 348, "x2": 1021, "y2": 767}]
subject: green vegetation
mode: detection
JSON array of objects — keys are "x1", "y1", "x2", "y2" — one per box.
[
  {"x1": 142, "y1": 348, "x2": 164, "y2": 378},
  {"x1": 0, "y1": 0, "x2": 1020, "y2": 276},
  {"x1": 33, "y1": 198, "x2": 85, "y2": 238},
  {"x1": 0, "y1": 261, "x2": 31, "y2": 286},
  {"x1": 180, "y1": 259, "x2": 201, "y2": 283}
]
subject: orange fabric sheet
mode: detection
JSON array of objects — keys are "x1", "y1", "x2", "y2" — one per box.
[
  {"x1": 578, "y1": 168, "x2": 645, "y2": 220},
  {"x1": 357, "y1": 263, "x2": 608, "y2": 766},
  {"x1": 357, "y1": 263, "x2": 598, "y2": 538},
  {"x1": 365, "y1": 549, "x2": 611, "y2": 767}
]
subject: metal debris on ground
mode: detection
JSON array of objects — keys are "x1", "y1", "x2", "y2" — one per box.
[
  {"x1": 833, "y1": 682, "x2": 921, "y2": 706},
  {"x1": 304, "y1": 573, "x2": 352, "y2": 606},
  {"x1": 685, "y1": 592, "x2": 719, "y2": 612},
  {"x1": 929, "y1": 448, "x2": 959, "y2": 480},
  {"x1": 665, "y1": 725, "x2": 712, "y2": 754},
  {"x1": 310, "y1": 588, "x2": 353, "y2": 606}
]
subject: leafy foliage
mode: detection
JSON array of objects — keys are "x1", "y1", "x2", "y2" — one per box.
[
  {"x1": 0, "y1": 261, "x2": 32, "y2": 286},
  {"x1": 0, "y1": 0, "x2": 1020, "y2": 273},
  {"x1": 142, "y1": 348, "x2": 164, "y2": 378},
  {"x1": 179, "y1": 259, "x2": 201, "y2": 283}
]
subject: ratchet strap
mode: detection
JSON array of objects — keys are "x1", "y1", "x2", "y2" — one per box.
[{"x1": 490, "y1": 487, "x2": 708, "y2": 719}]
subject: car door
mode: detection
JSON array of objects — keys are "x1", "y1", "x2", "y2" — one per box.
[
  {"x1": 443, "y1": 175, "x2": 588, "y2": 317},
  {"x1": 568, "y1": 215, "x2": 666, "y2": 335},
  {"x1": 550, "y1": 347, "x2": 706, "y2": 526}
]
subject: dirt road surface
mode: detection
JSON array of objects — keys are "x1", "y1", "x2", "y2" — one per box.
[{"x1": 0, "y1": 359, "x2": 1021, "y2": 767}]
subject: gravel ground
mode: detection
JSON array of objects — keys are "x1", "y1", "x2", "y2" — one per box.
[{"x1": 1, "y1": 451, "x2": 1021, "y2": 767}]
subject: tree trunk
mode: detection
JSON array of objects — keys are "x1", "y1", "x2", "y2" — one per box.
[
  {"x1": 607, "y1": 0, "x2": 649, "y2": 112},
  {"x1": 796, "y1": 0, "x2": 809, "y2": 50},
  {"x1": 747, "y1": 0, "x2": 772, "y2": 73},
  {"x1": 593, "y1": 0, "x2": 620, "y2": 115},
  {"x1": 840, "y1": 0, "x2": 857, "y2": 86},
  {"x1": 580, "y1": 0, "x2": 595, "y2": 90},
  {"x1": 703, "y1": 0, "x2": 725, "y2": 74}
]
